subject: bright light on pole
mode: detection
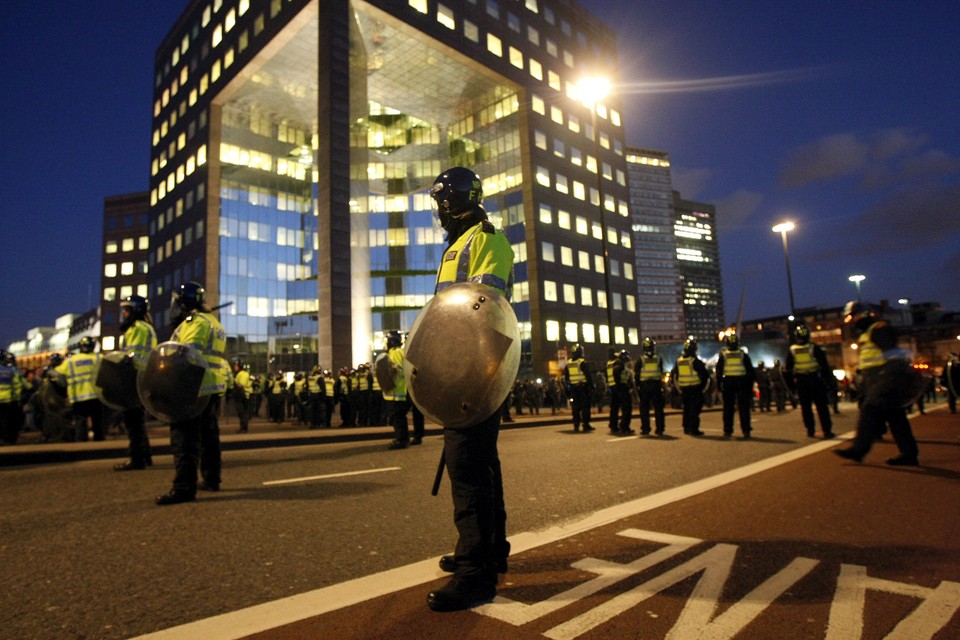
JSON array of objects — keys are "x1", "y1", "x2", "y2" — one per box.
[
  {"x1": 848, "y1": 274, "x2": 865, "y2": 301},
  {"x1": 771, "y1": 221, "x2": 796, "y2": 315},
  {"x1": 574, "y1": 76, "x2": 614, "y2": 339}
]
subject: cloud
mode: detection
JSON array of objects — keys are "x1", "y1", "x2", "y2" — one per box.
[
  {"x1": 617, "y1": 66, "x2": 831, "y2": 95},
  {"x1": 779, "y1": 134, "x2": 870, "y2": 188},
  {"x1": 713, "y1": 189, "x2": 764, "y2": 232},
  {"x1": 671, "y1": 167, "x2": 713, "y2": 199},
  {"x1": 779, "y1": 128, "x2": 960, "y2": 191},
  {"x1": 850, "y1": 179, "x2": 960, "y2": 251}
]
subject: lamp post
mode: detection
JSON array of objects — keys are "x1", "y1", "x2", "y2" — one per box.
[
  {"x1": 573, "y1": 77, "x2": 614, "y2": 341},
  {"x1": 848, "y1": 274, "x2": 865, "y2": 301},
  {"x1": 771, "y1": 221, "x2": 796, "y2": 315}
]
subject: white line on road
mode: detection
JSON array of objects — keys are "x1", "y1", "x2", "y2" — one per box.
[
  {"x1": 133, "y1": 430, "x2": 856, "y2": 640},
  {"x1": 262, "y1": 467, "x2": 401, "y2": 486}
]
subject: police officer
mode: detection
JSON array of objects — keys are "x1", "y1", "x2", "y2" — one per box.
[
  {"x1": 155, "y1": 281, "x2": 229, "y2": 505},
  {"x1": 53, "y1": 337, "x2": 104, "y2": 441},
  {"x1": 321, "y1": 368, "x2": 337, "y2": 428},
  {"x1": 716, "y1": 332, "x2": 755, "y2": 438},
  {"x1": 636, "y1": 338, "x2": 667, "y2": 436},
  {"x1": 606, "y1": 349, "x2": 634, "y2": 435},
  {"x1": 382, "y1": 331, "x2": 414, "y2": 449},
  {"x1": 307, "y1": 365, "x2": 324, "y2": 428},
  {"x1": 114, "y1": 295, "x2": 157, "y2": 469},
  {"x1": 785, "y1": 324, "x2": 834, "y2": 438},
  {"x1": 755, "y1": 361, "x2": 772, "y2": 412},
  {"x1": 425, "y1": 167, "x2": 513, "y2": 612},
  {"x1": 232, "y1": 359, "x2": 252, "y2": 433},
  {"x1": 0, "y1": 350, "x2": 25, "y2": 445},
  {"x1": 945, "y1": 353, "x2": 959, "y2": 414},
  {"x1": 267, "y1": 371, "x2": 286, "y2": 423},
  {"x1": 835, "y1": 302, "x2": 919, "y2": 466},
  {"x1": 354, "y1": 363, "x2": 373, "y2": 426},
  {"x1": 564, "y1": 344, "x2": 595, "y2": 432},
  {"x1": 337, "y1": 367, "x2": 355, "y2": 427},
  {"x1": 671, "y1": 338, "x2": 708, "y2": 436}
]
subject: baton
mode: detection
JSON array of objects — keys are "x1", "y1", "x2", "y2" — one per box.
[{"x1": 431, "y1": 450, "x2": 446, "y2": 496}]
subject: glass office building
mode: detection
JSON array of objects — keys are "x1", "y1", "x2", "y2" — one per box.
[
  {"x1": 149, "y1": 0, "x2": 640, "y2": 376},
  {"x1": 672, "y1": 192, "x2": 725, "y2": 341}
]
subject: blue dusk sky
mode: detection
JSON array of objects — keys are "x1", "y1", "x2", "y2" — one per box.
[{"x1": 1, "y1": 1, "x2": 958, "y2": 348}]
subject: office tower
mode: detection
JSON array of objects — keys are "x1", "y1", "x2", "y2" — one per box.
[{"x1": 672, "y1": 191, "x2": 725, "y2": 341}]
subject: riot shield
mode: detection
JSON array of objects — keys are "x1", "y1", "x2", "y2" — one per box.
[
  {"x1": 94, "y1": 351, "x2": 141, "y2": 411},
  {"x1": 137, "y1": 341, "x2": 210, "y2": 423},
  {"x1": 404, "y1": 282, "x2": 520, "y2": 429}
]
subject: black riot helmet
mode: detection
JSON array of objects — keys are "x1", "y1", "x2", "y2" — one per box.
[
  {"x1": 682, "y1": 338, "x2": 698, "y2": 357},
  {"x1": 171, "y1": 281, "x2": 208, "y2": 327},
  {"x1": 793, "y1": 324, "x2": 811, "y2": 345},
  {"x1": 119, "y1": 294, "x2": 149, "y2": 331},
  {"x1": 843, "y1": 300, "x2": 876, "y2": 335},
  {"x1": 430, "y1": 167, "x2": 483, "y2": 231},
  {"x1": 386, "y1": 330, "x2": 402, "y2": 349},
  {"x1": 79, "y1": 337, "x2": 97, "y2": 353},
  {"x1": 642, "y1": 337, "x2": 656, "y2": 356},
  {"x1": 619, "y1": 349, "x2": 631, "y2": 361},
  {"x1": 571, "y1": 343, "x2": 584, "y2": 360},
  {"x1": 723, "y1": 332, "x2": 740, "y2": 350}
]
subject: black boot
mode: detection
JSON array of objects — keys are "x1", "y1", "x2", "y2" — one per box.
[{"x1": 427, "y1": 575, "x2": 496, "y2": 612}]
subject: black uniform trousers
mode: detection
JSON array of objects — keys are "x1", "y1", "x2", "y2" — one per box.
[
  {"x1": 607, "y1": 384, "x2": 633, "y2": 433},
  {"x1": 388, "y1": 398, "x2": 410, "y2": 444},
  {"x1": 569, "y1": 383, "x2": 592, "y2": 430},
  {"x1": 122, "y1": 406, "x2": 152, "y2": 465},
  {"x1": 638, "y1": 380, "x2": 666, "y2": 434},
  {"x1": 234, "y1": 392, "x2": 251, "y2": 432},
  {"x1": 721, "y1": 377, "x2": 753, "y2": 435},
  {"x1": 444, "y1": 410, "x2": 508, "y2": 582},
  {"x1": 169, "y1": 395, "x2": 222, "y2": 495},
  {"x1": 308, "y1": 392, "x2": 324, "y2": 428},
  {"x1": 73, "y1": 398, "x2": 104, "y2": 441},
  {"x1": 679, "y1": 386, "x2": 704, "y2": 433},
  {"x1": 0, "y1": 401, "x2": 22, "y2": 445},
  {"x1": 796, "y1": 375, "x2": 833, "y2": 436}
]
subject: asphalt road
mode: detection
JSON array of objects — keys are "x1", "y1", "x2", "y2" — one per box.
[{"x1": 1, "y1": 403, "x2": 957, "y2": 639}]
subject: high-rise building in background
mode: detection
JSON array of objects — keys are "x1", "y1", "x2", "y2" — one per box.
[
  {"x1": 672, "y1": 191, "x2": 725, "y2": 341},
  {"x1": 148, "y1": 0, "x2": 641, "y2": 376},
  {"x1": 625, "y1": 147, "x2": 685, "y2": 343},
  {"x1": 100, "y1": 192, "x2": 151, "y2": 351}
]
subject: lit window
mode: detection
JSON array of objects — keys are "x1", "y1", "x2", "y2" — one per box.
[
  {"x1": 542, "y1": 241, "x2": 555, "y2": 261},
  {"x1": 563, "y1": 284, "x2": 576, "y2": 304},
  {"x1": 543, "y1": 280, "x2": 557, "y2": 301},
  {"x1": 103, "y1": 287, "x2": 116, "y2": 302},
  {"x1": 546, "y1": 320, "x2": 559, "y2": 342},
  {"x1": 548, "y1": 70, "x2": 561, "y2": 91},
  {"x1": 437, "y1": 4, "x2": 455, "y2": 30},
  {"x1": 529, "y1": 58, "x2": 542, "y2": 80},
  {"x1": 105, "y1": 241, "x2": 118, "y2": 254},
  {"x1": 582, "y1": 323, "x2": 596, "y2": 343},
  {"x1": 581, "y1": 287, "x2": 593, "y2": 306},
  {"x1": 213, "y1": 24, "x2": 223, "y2": 48},
  {"x1": 535, "y1": 166, "x2": 550, "y2": 187},
  {"x1": 531, "y1": 94, "x2": 545, "y2": 115},
  {"x1": 578, "y1": 250, "x2": 589, "y2": 270},
  {"x1": 122, "y1": 238, "x2": 135, "y2": 252},
  {"x1": 573, "y1": 181, "x2": 585, "y2": 200},
  {"x1": 225, "y1": 8, "x2": 236, "y2": 31},
  {"x1": 560, "y1": 246, "x2": 573, "y2": 266},
  {"x1": 539, "y1": 204, "x2": 552, "y2": 224},
  {"x1": 409, "y1": 0, "x2": 427, "y2": 13},
  {"x1": 464, "y1": 20, "x2": 479, "y2": 42},
  {"x1": 555, "y1": 174, "x2": 568, "y2": 194},
  {"x1": 120, "y1": 285, "x2": 133, "y2": 299},
  {"x1": 487, "y1": 33, "x2": 502, "y2": 57},
  {"x1": 534, "y1": 130, "x2": 547, "y2": 150},
  {"x1": 557, "y1": 209, "x2": 571, "y2": 230},
  {"x1": 594, "y1": 255, "x2": 605, "y2": 273},
  {"x1": 137, "y1": 284, "x2": 148, "y2": 297},
  {"x1": 104, "y1": 264, "x2": 117, "y2": 278},
  {"x1": 553, "y1": 138, "x2": 564, "y2": 158},
  {"x1": 564, "y1": 322, "x2": 578, "y2": 343},
  {"x1": 550, "y1": 106, "x2": 563, "y2": 125},
  {"x1": 575, "y1": 216, "x2": 588, "y2": 235},
  {"x1": 592, "y1": 222, "x2": 602, "y2": 239},
  {"x1": 239, "y1": 0, "x2": 250, "y2": 15},
  {"x1": 138, "y1": 237, "x2": 148, "y2": 251},
  {"x1": 526, "y1": 0, "x2": 539, "y2": 13},
  {"x1": 509, "y1": 46, "x2": 523, "y2": 69}
]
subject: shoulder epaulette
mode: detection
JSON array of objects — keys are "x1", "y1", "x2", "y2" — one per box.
[{"x1": 481, "y1": 220, "x2": 496, "y2": 234}]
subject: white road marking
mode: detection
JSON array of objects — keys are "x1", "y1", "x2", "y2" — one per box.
[
  {"x1": 133, "y1": 431, "x2": 858, "y2": 640},
  {"x1": 262, "y1": 467, "x2": 401, "y2": 486}
]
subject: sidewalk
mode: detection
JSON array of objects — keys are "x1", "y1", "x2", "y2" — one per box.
[{"x1": 0, "y1": 406, "x2": 580, "y2": 467}]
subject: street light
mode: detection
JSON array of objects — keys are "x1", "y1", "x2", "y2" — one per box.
[
  {"x1": 771, "y1": 221, "x2": 796, "y2": 315},
  {"x1": 573, "y1": 76, "x2": 614, "y2": 340},
  {"x1": 848, "y1": 274, "x2": 865, "y2": 301}
]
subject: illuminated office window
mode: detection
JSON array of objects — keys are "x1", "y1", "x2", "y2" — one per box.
[
  {"x1": 535, "y1": 166, "x2": 550, "y2": 187},
  {"x1": 542, "y1": 241, "x2": 555, "y2": 262},
  {"x1": 539, "y1": 204, "x2": 552, "y2": 224},
  {"x1": 555, "y1": 174, "x2": 568, "y2": 194},
  {"x1": 531, "y1": 95, "x2": 545, "y2": 115},
  {"x1": 437, "y1": 4, "x2": 455, "y2": 29},
  {"x1": 487, "y1": 33, "x2": 502, "y2": 57},
  {"x1": 582, "y1": 323, "x2": 596, "y2": 343},
  {"x1": 213, "y1": 24, "x2": 223, "y2": 48},
  {"x1": 529, "y1": 58, "x2": 542, "y2": 80},
  {"x1": 573, "y1": 180, "x2": 585, "y2": 200},
  {"x1": 105, "y1": 241, "x2": 118, "y2": 254},
  {"x1": 464, "y1": 20, "x2": 478, "y2": 42},
  {"x1": 409, "y1": 0, "x2": 427, "y2": 14},
  {"x1": 575, "y1": 216, "x2": 588, "y2": 235},
  {"x1": 104, "y1": 264, "x2": 117, "y2": 278},
  {"x1": 563, "y1": 283, "x2": 575, "y2": 304},
  {"x1": 550, "y1": 106, "x2": 563, "y2": 124},
  {"x1": 104, "y1": 287, "x2": 116, "y2": 302},
  {"x1": 120, "y1": 262, "x2": 134, "y2": 276},
  {"x1": 581, "y1": 287, "x2": 593, "y2": 306},
  {"x1": 543, "y1": 280, "x2": 557, "y2": 301},
  {"x1": 121, "y1": 238, "x2": 134, "y2": 252},
  {"x1": 594, "y1": 255, "x2": 604, "y2": 273},
  {"x1": 560, "y1": 246, "x2": 573, "y2": 266},
  {"x1": 598, "y1": 324, "x2": 609, "y2": 344},
  {"x1": 546, "y1": 320, "x2": 559, "y2": 342},
  {"x1": 565, "y1": 322, "x2": 578, "y2": 343},
  {"x1": 534, "y1": 130, "x2": 547, "y2": 150},
  {"x1": 578, "y1": 250, "x2": 589, "y2": 270},
  {"x1": 548, "y1": 70, "x2": 560, "y2": 91},
  {"x1": 120, "y1": 285, "x2": 133, "y2": 299},
  {"x1": 592, "y1": 222, "x2": 601, "y2": 239},
  {"x1": 557, "y1": 209, "x2": 570, "y2": 229},
  {"x1": 509, "y1": 46, "x2": 523, "y2": 69}
]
